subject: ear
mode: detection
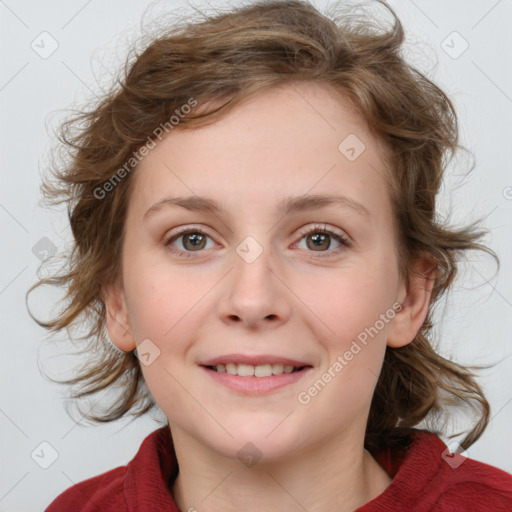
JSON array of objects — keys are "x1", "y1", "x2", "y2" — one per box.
[
  {"x1": 102, "y1": 281, "x2": 136, "y2": 352},
  {"x1": 387, "y1": 256, "x2": 437, "y2": 348}
]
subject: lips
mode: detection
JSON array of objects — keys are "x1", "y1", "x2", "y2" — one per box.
[
  {"x1": 200, "y1": 355, "x2": 313, "y2": 394},
  {"x1": 200, "y1": 354, "x2": 311, "y2": 367}
]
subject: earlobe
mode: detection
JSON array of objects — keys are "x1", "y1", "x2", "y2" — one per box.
[
  {"x1": 102, "y1": 282, "x2": 136, "y2": 352},
  {"x1": 387, "y1": 258, "x2": 437, "y2": 348}
]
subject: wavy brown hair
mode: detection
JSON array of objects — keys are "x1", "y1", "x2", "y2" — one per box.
[{"x1": 27, "y1": 0, "x2": 498, "y2": 454}]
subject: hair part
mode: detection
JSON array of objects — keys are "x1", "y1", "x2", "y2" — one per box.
[{"x1": 27, "y1": 0, "x2": 498, "y2": 454}]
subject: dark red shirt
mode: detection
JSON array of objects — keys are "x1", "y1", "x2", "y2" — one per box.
[{"x1": 45, "y1": 426, "x2": 512, "y2": 511}]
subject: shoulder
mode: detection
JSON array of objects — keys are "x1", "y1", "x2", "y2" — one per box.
[
  {"x1": 400, "y1": 430, "x2": 512, "y2": 510},
  {"x1": 433, "y1": 450, "x2": 512, "y2": 511},
  {"x1": 366, "y1": 429, "x2": 512, "y2": 511},
  {"x1": 45, "y1": 425, "x2": 176, "y2": 512},
  {"x1": 45, "y1": 466, "x2": 127, "y2": 512}
]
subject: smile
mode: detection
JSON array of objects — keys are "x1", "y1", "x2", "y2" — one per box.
[{"x1": 200, "y1": 364, "x2": 312, "y2": 395}]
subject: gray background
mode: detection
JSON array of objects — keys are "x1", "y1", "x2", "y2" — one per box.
[{"x1": 1, "y1": 0, "x2": 511, "y2": 510}]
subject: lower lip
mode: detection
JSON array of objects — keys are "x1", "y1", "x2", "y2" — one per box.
[{"x1": 201, "y1": 366, "x2": 312, "y2": 395}]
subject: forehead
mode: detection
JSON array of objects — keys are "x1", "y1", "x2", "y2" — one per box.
[{"x1": 128, "y1": 81, "x2": 391, "y2": 223}]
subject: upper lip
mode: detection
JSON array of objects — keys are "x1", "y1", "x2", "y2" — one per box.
[{"x1": 200, "y1": 354, "x2": 312, "y2": 367}]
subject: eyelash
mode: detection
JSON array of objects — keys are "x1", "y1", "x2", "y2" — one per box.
[{"x1": 164, "y1": 223, "x2": 351, "y2": 259}]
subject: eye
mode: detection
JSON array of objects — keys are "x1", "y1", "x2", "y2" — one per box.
[
  {"x1": 294, "y1": 223, "x2": 351, "y2": 258},
  {"x1": 164, "y1": 227, "x2": 216, "y2": 256},
  {"x1": 164, "y1": 223, "x2": 351, "y2": 259}
]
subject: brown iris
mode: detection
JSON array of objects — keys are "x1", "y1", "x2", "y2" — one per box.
[
  {"x1": 306, "y1": 232, "x2": 331, "y2": 251},
  {"x1": 182, "y1": 232, "x2": 207, "y2": 251}
]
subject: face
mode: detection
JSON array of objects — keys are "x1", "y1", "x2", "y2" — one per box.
[{"x1": 107, "y1": 82, "x2": 418, "y2": 462}]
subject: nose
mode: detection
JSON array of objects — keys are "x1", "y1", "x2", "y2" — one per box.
[{"x1": 217, "y1": 243, "x2": 292, "y2": 330}]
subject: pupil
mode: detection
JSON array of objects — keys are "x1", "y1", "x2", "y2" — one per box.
[
  {"x1": 309, "y1": 233, "x2": 329, "y2": 250},
  {"x1": 186, "y1": 233, "x2": 205, "y2": 250}
]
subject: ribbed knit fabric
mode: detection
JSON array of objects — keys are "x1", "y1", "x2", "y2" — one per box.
[{"x1": 45, "y1": 426, "x2": 512, "y2": 511}]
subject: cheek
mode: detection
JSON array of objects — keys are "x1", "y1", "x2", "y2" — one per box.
[
  {"x1": 294, "y1": 260, "x2": 398, "y2": 408},
  {"x1": 122, "y1": 247, "x2": 204, "y2": 342},
  {"x1": 294, "y1": 269, "x2": 394, "y2": 417},
  {"x1": 300, "y1": 264, "x2": 397, "y2": 344},
  {"x1": 123, "y1": 264, "x2": 206, "y2": 419}
]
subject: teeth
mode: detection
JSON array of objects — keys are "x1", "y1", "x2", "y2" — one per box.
[
  {"x1": 237, "y1": 364, "x2": 254, "y2": 377},
  {"x1": 272, "y1": 364, "x2": 284, "y2": 374},
  {"x1": 255, "y1": 364, "x2": 272, "y2": 377},
  {"x1": 226, "y1": 363, "x2": 237, "y2": 375},
  {"x1": 213, "y1": 363, "x2": 302, "y2": 377}
]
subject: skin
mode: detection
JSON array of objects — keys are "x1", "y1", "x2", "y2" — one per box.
[{"x1": 103, "y1": 81, "x2": 435, "y2": 512}]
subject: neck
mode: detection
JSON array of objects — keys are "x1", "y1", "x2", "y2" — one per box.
[{"x1": 170, "y1": 426, "x2": 392, "y2": 512}]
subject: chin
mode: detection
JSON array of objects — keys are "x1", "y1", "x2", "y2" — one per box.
[{"x1": 207, "y1": 414, "x2": 306, "y2": 462}]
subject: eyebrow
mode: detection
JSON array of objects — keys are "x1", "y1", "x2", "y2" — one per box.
[{"x1": 143, "y1": 193, "x2": 371, "y2": 220}]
